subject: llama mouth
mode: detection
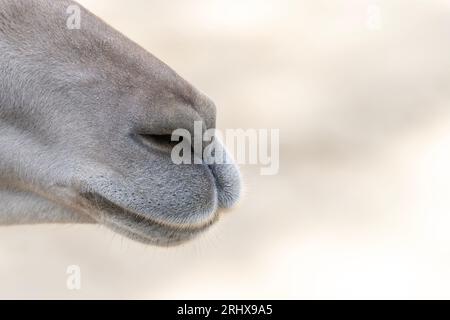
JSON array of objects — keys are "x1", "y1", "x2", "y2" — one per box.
[
  {"x1": 74, "y1": 138, "x2": 241, "y2": 245},
  {"x1": 79, "y1": 191, "x2": 216, "y2": 246}
]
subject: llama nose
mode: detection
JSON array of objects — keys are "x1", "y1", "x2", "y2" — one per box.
[
  {"x1": 135, "y1": 98, "x2": 216, "y2": 141},
  {"x1": 134, "y1": 97, "x2": 218, "y2": 159},
  {"x1": 191, "y1": 92, "x2": 217, "y2": 131}
]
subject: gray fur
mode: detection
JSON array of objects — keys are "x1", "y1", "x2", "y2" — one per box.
[{"x1": 0, "y1": 0, "x2": 241, "y2": 246}]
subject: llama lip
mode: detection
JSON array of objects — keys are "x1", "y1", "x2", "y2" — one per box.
[
  {"x1": 78, "y1": 191, "x2": 216, "y2": 246},
  {"x1": 137, "y1": 127, "x2": 242, "y2": 211}
]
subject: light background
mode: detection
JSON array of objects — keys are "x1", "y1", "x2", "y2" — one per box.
[{"x1": 2, "y1": 0, "x2": 450, "y2": 299}]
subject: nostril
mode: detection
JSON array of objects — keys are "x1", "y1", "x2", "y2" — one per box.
[
  {"x1": 138, "y1": 134, "x2": 181, "y2": 152},
  {"x1": 143, "y1": 134, "x2": 176, "y2": 146}
]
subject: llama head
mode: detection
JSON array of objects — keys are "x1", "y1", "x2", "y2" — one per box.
[{"x1": 0, "y1": 0, "x2": 241, "y2": 245}]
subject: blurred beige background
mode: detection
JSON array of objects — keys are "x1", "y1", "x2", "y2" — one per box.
[{"x1": 2, "y1": 0, "x2": 450, "y2": 299}]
